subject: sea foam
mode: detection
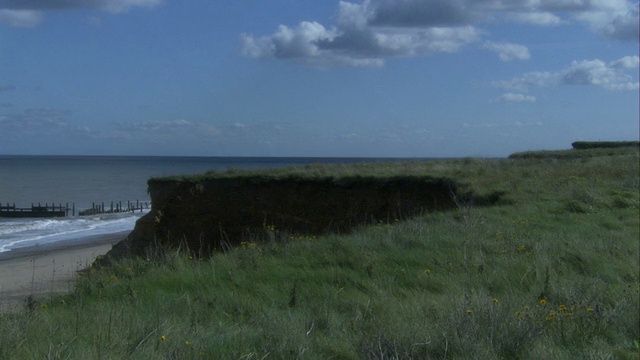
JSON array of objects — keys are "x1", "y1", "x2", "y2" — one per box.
[{"x1": 0, "y1": 211, "x2": 147, "y2": 253}]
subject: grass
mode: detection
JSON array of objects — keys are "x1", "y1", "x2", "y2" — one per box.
[{"x1": 1, "y1": 147, "x2": 638, "y2": 359}]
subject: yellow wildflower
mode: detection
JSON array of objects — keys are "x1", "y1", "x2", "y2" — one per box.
[
  {"x1": 539, "y1": 299, "x2": 547, "y2": 305},
  {"x1": 466, "y1": 309, "x2": 473, "y2": 315},
  {"x1": 492, "y1": 298, "x2": 499, "y2": 303},
  {"x1": 160, "y1": 336, "x2": 169, "y2": 343}
]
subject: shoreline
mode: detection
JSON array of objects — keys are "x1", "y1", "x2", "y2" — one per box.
[
  {"x1": 0, "y1": 231, "x2": 129, "y2": 312},
  {"x1": 0, "y1": 230, "x2": 130, "y2": 261}
]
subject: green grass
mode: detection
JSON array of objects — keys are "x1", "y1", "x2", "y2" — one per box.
[
  {"x1": 508, "y1": 146, "x2": 638, "y2": 159},
  {"x1": 1, "y1": 148, "x2": 638, "y2": 359}
]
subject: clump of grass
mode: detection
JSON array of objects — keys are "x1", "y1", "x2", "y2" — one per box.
[{"x1": 0, "y1": 148, "x2": 638, "y2": 359}]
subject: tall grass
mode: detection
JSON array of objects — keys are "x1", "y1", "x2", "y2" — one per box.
[{"x1": 1, "y1": 148, "x2": 638, "y2": 359}]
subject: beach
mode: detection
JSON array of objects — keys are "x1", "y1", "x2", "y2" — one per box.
[
  {"x1": 0, "y1": 156, "x2": 378, "y2": 314},
  {"x1": 0, "y1": 231, "x2": 128, "y2": 312}
]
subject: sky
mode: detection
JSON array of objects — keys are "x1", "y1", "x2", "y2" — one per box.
[{"x1": 0, "y1": 0, "x2": 638, "y2": 158}]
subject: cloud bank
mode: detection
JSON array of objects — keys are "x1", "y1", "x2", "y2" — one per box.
[
  {"x1": 494, "y1": 55, "x2": 640, "y2": 92},
  {"x1": 241, "y1": 0, "x2": 639, "y2": 68},
  {"x1": 0, "y1": 108, "x2": 69, "y2": 130},
  {"x1": 0, "y1": 0, "x2": 162, "y2": 27}
]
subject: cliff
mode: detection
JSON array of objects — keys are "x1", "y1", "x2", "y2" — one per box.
[{"x1": 106, "y1": 174, "x2": 474, "y2": 259}]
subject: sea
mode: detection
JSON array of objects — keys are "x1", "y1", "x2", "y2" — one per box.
[{"x1": 0, "y1": 155, "x2": 422, "y2": 255}]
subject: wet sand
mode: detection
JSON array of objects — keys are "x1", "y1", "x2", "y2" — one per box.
[{"x1": 0, "y1": 231, "x2": 128, "y2": 312}]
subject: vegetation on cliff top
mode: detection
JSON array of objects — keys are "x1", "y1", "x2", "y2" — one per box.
[
  {"x1": 1, "y1": 146, "x2": 638, "y2": 359},
  {"x1": 149, "y1": 160, "x2": 468, "y2": 183}
]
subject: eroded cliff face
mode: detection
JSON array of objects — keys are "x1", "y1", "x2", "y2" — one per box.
[{"x1": 107, "y1": 176, "x2": 460, "y2": 258}]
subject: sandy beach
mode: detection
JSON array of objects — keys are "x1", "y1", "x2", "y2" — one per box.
[{"x1": 0, "y1": 231, "x2": 129, "y2": 312}]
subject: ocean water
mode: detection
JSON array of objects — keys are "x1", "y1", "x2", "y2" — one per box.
[{"x1": 0, "y1": 155, "x2": 417, "y2": 253}]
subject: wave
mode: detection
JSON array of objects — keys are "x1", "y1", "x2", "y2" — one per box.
[{"x1": 0, "y1": 211, "x2": 147, "y2": 253}]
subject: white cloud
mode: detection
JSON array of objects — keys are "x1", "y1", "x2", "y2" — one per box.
[
  {"x1": 367, "y1": 0, "x2": 475, "y2": 27},
  {"x1": 494, "y1": 55, "x2": 639, "y2": 92},
  {"x1": 241, "y1": 21, "x2": 385, "y2": 68},
  {"x1": 0, "y1": 0, "x2": 162, "y2": 27},
  {"x1": 241, "y1": 22, "x2": 336, "y2": 59},
  {"x1": 575, "y1": 1, "x2": 639, "y2": 41},
  {"x1": 242, "y1": 0, "x2": 638, "y2": 68},
  {"x1": 562, "y1": 58, "x2": 639, "y2": 90},
  {"x1": 125, "y1": 119, "x2": 218, "y2": 137},
  {"x1": 491, "y1": 93, "x2": 537, "y2": 103},
  {"x1": 107, "y1": 119, "x2": 306, "y2": 147},
  {"x1": 100, "y1": 0, "x2": 162, "y2": 13},
  {"x1": 0, "y1": 0, "x2": 162, "y2": 12},
  {"x1": 492, "y1": 72, "x2": 558, "y2": 91},
  {"x1": 486, "y1": 0, "x2": 639, "y2": 41},
  {"x1": 242, "y1": 20, "x2": 480, "y2": 68},
  {"x1": 0, "y1": 108, "x2": 69, "y2": 129},
  {"x1": 0, "y1": 9, "x2": 43, "y2": 27},
  {"x1": 609, "y1": 55, "x2": 640, "y2": 69},
  {"x1": 241, "y1": 0, "x2": 484, "y2": 67},
  {"x1": 514, "y1": 121, "x2": 543, "y2": 127},
  {"x1": 507, "y1": 11, "x2": 564, "y2": 26},
  {"x1": 483, "y1": 41, "x2": 531, "y2": 61}
]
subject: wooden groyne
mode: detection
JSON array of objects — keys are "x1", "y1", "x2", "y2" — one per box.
[
  {"x1": 0, "y1": 203, "x2": 69, "y2": 218},
  {"x1": 0, "y1": 201, "x2": 150, "y2": 218},
  {"x1": 78, "y1": 200, "x2": 149, "y2": 216}
]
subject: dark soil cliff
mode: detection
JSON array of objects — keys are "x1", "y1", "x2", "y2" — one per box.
[{"x1": 107, "y1": 175, "x2": 468, "y2": 258}]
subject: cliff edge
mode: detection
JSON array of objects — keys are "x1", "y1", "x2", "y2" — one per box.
[{"x1": 106, "y1": 175, "x2": 470, "y2": 259}]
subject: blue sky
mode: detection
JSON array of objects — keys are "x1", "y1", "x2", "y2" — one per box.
[{"x1": 0, "y1": 0, "x2": 638, "y2": 157}]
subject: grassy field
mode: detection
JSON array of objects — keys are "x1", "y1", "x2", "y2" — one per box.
[{"x1": 1, "y1": 147, "x2": 638, "y2": 359}]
